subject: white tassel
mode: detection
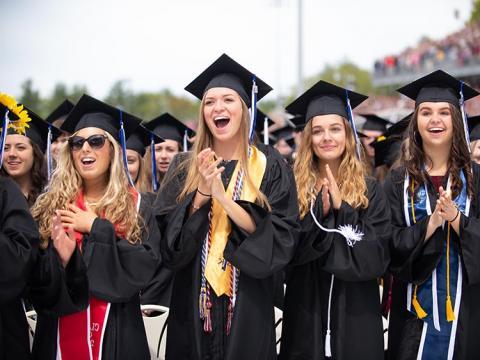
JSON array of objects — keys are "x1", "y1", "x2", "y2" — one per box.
[
  {"x1": 310, "y1": 200, "x2": 364, "y2": 246},
  {"x1": 325, "y1": 330, "x2": 332, "y2": 357}
]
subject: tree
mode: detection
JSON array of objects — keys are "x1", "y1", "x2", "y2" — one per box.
[
  {"x1": 19, "y1": 79, "x2": 42, "y2": 113},
  {"x1": 471, "y1": 0, "x2": 480, "y2": 23}
]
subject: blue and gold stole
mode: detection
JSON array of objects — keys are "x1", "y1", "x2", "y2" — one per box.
[{"x1": 403, "y1": 172, "x2": 470, "y2": 360}]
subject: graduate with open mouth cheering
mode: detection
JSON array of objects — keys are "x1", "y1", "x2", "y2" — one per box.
[
  {"x1": 154, "y1": 53, "x2": 300, "y2": 360},
  {"x1": 29, "y1": 94, "x2": 161, "y2": 360}
]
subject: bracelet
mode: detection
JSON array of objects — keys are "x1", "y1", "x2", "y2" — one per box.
[
  {"x1": 449, "y1": 209, "x2": 460, "y2": 223},
  {"x1": 197, "y1": 188, "x2": 211, "y2": 197}
]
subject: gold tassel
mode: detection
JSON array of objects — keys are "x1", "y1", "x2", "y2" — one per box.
[
  {"x1": 412, "y1": 286, "x2": 427, "y2": 319},
  {"x1": 446, "y1": 296, "x2": 455, "y2": 322},
  {"x1": 446, "y1": 223, "x2": 455, "y2": 322}
]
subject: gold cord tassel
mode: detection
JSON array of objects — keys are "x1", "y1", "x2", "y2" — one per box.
[
  {"x1": 446, "y1": 222, "x2": 455, "y2": 322},
  {"x1": 412, "y1": 285, "x2": 428, "y2": 319}
]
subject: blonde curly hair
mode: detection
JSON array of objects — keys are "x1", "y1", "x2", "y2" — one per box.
[
  {"x1": 294, "y1": 117, "x2": 369, "y2": 219},
  {"x1": 32, "y1": 130, "x2": 143, "y2": 248}
]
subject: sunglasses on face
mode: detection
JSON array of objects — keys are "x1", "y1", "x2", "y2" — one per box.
[{"x1": 68, "y1": 134, "x2": 108, "y2": 151}]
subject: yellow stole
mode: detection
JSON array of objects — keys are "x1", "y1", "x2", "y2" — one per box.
[{"x1": 205, "y1": 146, "x2": 267, "y2": 297}]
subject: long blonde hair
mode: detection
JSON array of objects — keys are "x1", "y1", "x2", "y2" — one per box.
[
  {"x1": 177, "y1": 95, "x2": 269, "y2": 209},
  {"x1": 294, "y1": 117, "x2": 368, "y2": 218},
  {"x1": 32, "y1": 130, "x2": 143, "y2": 248},
  {"x1": 132, "y1": 151, "x2": 149, "y2": 193}
]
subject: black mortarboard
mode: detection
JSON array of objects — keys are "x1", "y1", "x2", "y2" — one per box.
[
  {"x1": 126, "y1": 125, "x2": 163, "y2": 157},
  {"x1": 372, "y1": 136, "x2": 402, "y2": 168},
  {"x1": 185, "y1": 54, "x2": 273, "y2": 107},
  {"x1": 61, "y1": 94, "x2": 141, "y2": 141},
  {"x1": 468, "y1": 115, "x2": 480, "y2": 142},
  {"x1": 255, "y1": 109, "x2": 274, "y2": 133},
  {"x1": 397, "y1": 70, "x2": 479, "y2": 107},
  {"x1": 286, "y1": 80, "x2": 368, "y2": 124},
  {"x1": 371, "y1": 113, "x2": 412, "y2": 168},
  {"x1": 361, "y1": 114, "x2": 392, "y2": 133},
  {"x1": 45, "y1": 100, "x2": 74, "y2": 124},
  {"x1": 270, "y1": 125, "x2": 295, "y2": 148},
  {"x1": 144, "y1": 113, "x2": 195, "y2": 146},
  {"x1": 12, "y1": 106, "x2": 61, "y2": 153}
]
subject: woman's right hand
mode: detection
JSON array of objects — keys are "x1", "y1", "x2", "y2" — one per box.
[
  {"x1": 196, "y1": 148, "x2": 224, "y2": 195},
  {"x1": 52, "y1": 211, "x2": 77, "y2": 268}
]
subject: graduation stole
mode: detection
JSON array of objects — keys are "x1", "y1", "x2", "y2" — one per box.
[
  {"x1": 403, "y1": 172, "x2": 469, "y2": 359},
  {"x1": 58, "y1": 188, "x2": 139, "y2": 360},
  {"x1": 199, "y1": 145, "x2": 266, "y2": 334}
]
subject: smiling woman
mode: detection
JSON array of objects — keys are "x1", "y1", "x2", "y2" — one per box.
[
  {"x1": 29, "y1": 94, "x2": 161, "y2": 360},
  {"x1": 154, "y1": 54, "x2": 300, "y2": 360},
  {"x1": 384, "y1": 70, "x2": 480, "y2": 360}
]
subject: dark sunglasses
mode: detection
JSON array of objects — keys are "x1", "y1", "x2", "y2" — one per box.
[{"x1": 68, "y1": 134, "x2": 108, "y2": 151}]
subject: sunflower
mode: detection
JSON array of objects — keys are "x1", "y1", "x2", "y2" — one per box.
[{"x1": 0, "y1": 93, "x2": 31, "y2": 135}]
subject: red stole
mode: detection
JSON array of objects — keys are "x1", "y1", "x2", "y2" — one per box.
[{"x1": 57, "y1": 189, "x2": 139, "y2": 360}]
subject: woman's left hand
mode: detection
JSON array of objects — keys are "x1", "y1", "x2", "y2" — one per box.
[
  {"x1": 211, "y1": 170, "x2": 227, "y2": 201},
  {"x1": 57, "y1": 203, "x2": 98, "y2": 234},
  {"x1": 437, "y1": 186, "x2": 458, "y2": 222},
  {"x1": 325, "y1": 164, "x2": 342, "y2": 210}
]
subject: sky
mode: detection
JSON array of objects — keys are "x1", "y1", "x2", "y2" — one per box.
[{"x1": 0, "y1": 0, "x2": 473, "y2": 103}]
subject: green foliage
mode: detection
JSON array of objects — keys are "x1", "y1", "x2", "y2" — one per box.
[{"x1": 471, "y1": 0, "x2": 480, "y2": 23}]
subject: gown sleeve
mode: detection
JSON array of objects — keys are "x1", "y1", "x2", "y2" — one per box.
[
  {"x1": 81, "y1": 196, "x2": 161, "y2": 303},
  {"x1": 383, "y1": 168, "x2": 444, "y2": 284},
  {"x1": 29, "y1": 244, "x2": 89, "y2": 316},
  {"x1": 292, "y1": 178, "x2": 390, "y2": 282},
  {"x1": 154, "y1": 153, "x2": 212, "y2": 271},
  {"x1": 223, "y1": 147, "x2": 300, "y2": 279},
  {"x1": 454, "y1": 163, "x2": 480, "y2": 285},
  {"x1": 0, "y1": 178, "x2": 39, "y2": 304}
]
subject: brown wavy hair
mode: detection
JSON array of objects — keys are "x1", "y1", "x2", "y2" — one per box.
[
  {"x1": 401, "y1": 104, "x2": 473, "y2": 199},
  {"x1": 32, "y1": 131, "x2": 144, "y2": 248},
  {"x1": 0, "y1": 139, "x2": 47, "y2": 207},
  {"x1": 177, "y1": 95, "x2": 269, "y2": 209},
  {"x1": 295, "y1": 117, "x2": 369, "y2": 219}
]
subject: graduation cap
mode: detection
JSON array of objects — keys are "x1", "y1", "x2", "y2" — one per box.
[
  {"x1": 371, "y1": 113, "x2": 412, "y2": 168},
  {"x1": 46, "y1": 99, "x2": 75, "y2": 124},
  {"x1": 0, "y1": 93, "x2": 32, "y2": 168},
  {"x1": 397, "y1": 70, "x2": 479, "y2": 106},
  {"x1": 126, "y1": 125, "x2": 163, "y2": 157},
  {"x1": 397, "y1": 70, "x2": 480, "y2": 152},
  {"x1": 270, "y1": 125, "x2": 295, "y2": 148},
  {"x1": 255, "y1": 109, "x2": 274, "y2": 144},
  {"x1": 468, "y1": 115, "x2": 480, "y2": 142},
  {"x1": 17, "y1": 106, "x2": 61, "y2": 153},
  {"x1": 62, "y1": 94, "x2": 142, "y2": 186},
  {"x1": 286, "y1": 80, "x2": 368, "y2": 158},
  {"x1": 127, "y1": 125, "x2": 164, "y2": 192},
  {"x1": 144, "y1": 113, "x2": 195, "y2": 152},
  {"x1": 361, "y1": 114, "x2": 392, "y2": 133},
  {"x1": 185, "y1": 53, "x2": 273, "y2": 141}
]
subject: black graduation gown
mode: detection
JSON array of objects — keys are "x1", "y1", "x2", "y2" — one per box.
[
  {"x1": 29, "y1": 195, "x2": 161, "y2": 360},
  {"x1": 155, "y1": 144, "x2": 300, "y2": 360},
  {"x1": 279, "y1": 177, "x2": 391, "y2": 360},
  {"x1": 383, "y1": 164, "x2": 480, "y2": 360},
  {"x1": 0, "y1": 177, "x2": 39, "y2": 360},
  {"x1": 140, "y1": 191, "x2": 174, "y2": 308}
]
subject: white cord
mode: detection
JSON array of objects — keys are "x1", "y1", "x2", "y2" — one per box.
[{"x1": 309, "y1": 200, "x2": 364, "y2": 246}]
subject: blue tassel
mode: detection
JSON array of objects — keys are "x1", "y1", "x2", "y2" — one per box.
[
  {"x1": 0, "y1": 110, "x2": 10, "y2": 168},
  {"x1": 183, "y1": 129, "x2": 188, "y2": 153},
  {"x1": 345, "y1": 89, "x2": 362, "y2": 159},
  {"x1": 249, "y1": 75, "x2": 258, "y2": 143},
  {"x1": 459, "y1": 82, "x2": 471, "y2": 153},
  {"x1": 47, "y1": 126, "x2": 53, "y2": 181},
  {"x1": 150, "y1": 134, "x2": 158, "y2": 192},
  {"x1": 118, "y1": 110, "x2": 134, "y2": 187}
]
